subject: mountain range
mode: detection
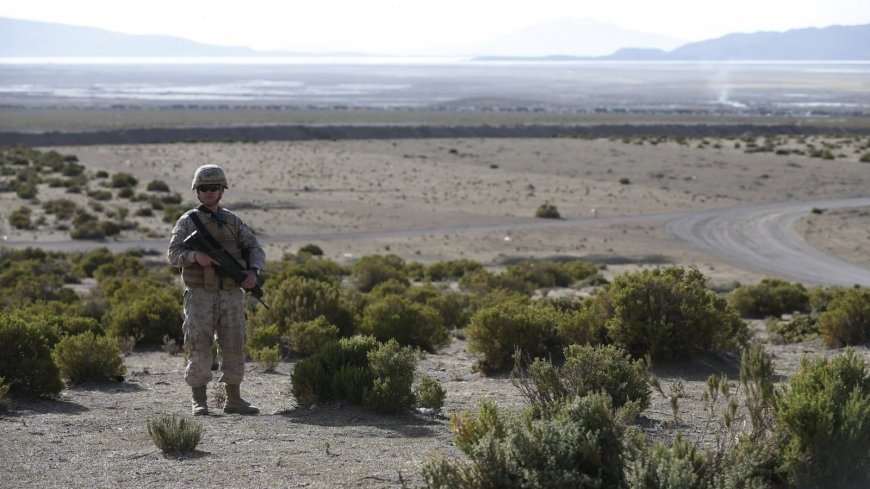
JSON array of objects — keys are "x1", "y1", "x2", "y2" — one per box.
[{"x1": 1, "y1": 16, "x2": 868, "y2": 60}]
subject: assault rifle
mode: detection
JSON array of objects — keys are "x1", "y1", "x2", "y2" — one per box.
[{"x1": 182, "y1": 230, "x2": 270, "y2": 309}]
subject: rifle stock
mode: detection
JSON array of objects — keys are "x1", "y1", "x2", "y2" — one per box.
[{"x1": 182, "y1": 230, "x2": 269, "y2": 309}]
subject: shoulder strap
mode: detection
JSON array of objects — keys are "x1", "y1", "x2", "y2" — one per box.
[{"x1": 189, "y1": 211, "x2": 225, "y2": 251}]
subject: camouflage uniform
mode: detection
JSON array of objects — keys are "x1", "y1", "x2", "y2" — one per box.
[
  {"x1": 167, "y1": 165, "x2": 265, "y2": 415},
  {"x1": 168, "y1": 207, "x2": 265, "y2": 388}
]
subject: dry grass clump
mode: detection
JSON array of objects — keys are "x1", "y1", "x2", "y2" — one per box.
[
  {"x1": 0, "y1": 376, "x2": 10, "y2": 411},
  {"x1": 146, "y1": 415, "x2": 204, "y2": 453}
]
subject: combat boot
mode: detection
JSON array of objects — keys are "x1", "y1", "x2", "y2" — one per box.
[
  {"x1": 224, "y1": 384, "x2": 259, "y2": 415},
  {"x1": 191, "y1": 386, "x2": 209, "y2": 416}
]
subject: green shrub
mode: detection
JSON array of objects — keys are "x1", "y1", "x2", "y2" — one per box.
[
  {"x1": 98, "y1": 220, "x2": 121, "y2": 237},
  {"x1": 358, "y1": 295, "x2": 449, "y2": 352},
  {"x1": 298, "y1": 243, "x2": 324, "y2": 256},
  {"x1": 601, "y1": 267, "x2": 748, "y2": 361},
  {"x1": 415, "y1": 375, "x2": 446, "y2": 411},
  {"x1": 426, "y1": 259, "x2": 483, "y2": 281},
  {"x1": 0, "y1": 314, "x2": 64, "y2": 397},
  {"x1": 774, "y1": 350, "x2": 870, "y2": 488},
  {"x1": 289, "y1": 336, "x2": 419, "y2": 414},
  {"x1": 247, "y1": 323, "x2": 282, "y2": 351},
  {"x1": 808, "y1": 286, "x2": 841, "y2": 314},
  {"x1": 424, "y1": 394, "x2": 625, "y2": 488},
  {"x1": 70, "y1": 213, "x2": 105, "y2": 240},
  {"x1": 408, "y1": 285, "x2": 475, "y2": 330},
  {"x1": 516, "y1": 344, "x2": 651, "y2": 415},
  {"x1": 860, "y1": 152, "x2": 870, "y2": 163},
  {"x1": 26, "y1": 310, "x2": 102, "y2": 339},
  {"x1": 367, "y1": 278, "x2": 410, "y2": 299},
  {"x1": 406, "y1": 261, "x2": 426, "y2": 281},
  {"x1": 562, "y1": 259, "x2": 601, "y2": 283},
  {"x1": 15, "y1": 181, "x2": 37, "y2": 199},
  {"x1": 92, "y1": 253, "x2": 148, "y2": 283},
  {"x1": 162, "y1": 205, "x2": 185, "y2": 224},
  {"x1": 87, "y1": 189, "x2": 113, "y2": 201},
  {"x1": 502, "y1": 259, "x2": 573, "y2": 289},
  {"x1": 817, "y1": 287, "x2": 870, "y2": 347},
  {"x1": 330, "y1": 365, "x2": 373, "y2": 404},
  {"x1": 71, "y1": 247, "x2": 114, "y2": 278},
  {"x1": 555, "y1": 297, "x2": 609, "y2": 346},
  {"x1": 146, "y1": 415, "x2": 203, "y2": 453},
  {"x1": 626, "y1": 433, "x2": 708, "y2": 489},
  {"x1": 9, "y1": 206, "x2": 33, "y2": 230},
  {"x1": 51, "y1": 332, "x2": 126, "y2": 383},
  {"x1": 157, "y1": 192, "x2": 183, "y2": 205},
  {"x1": 351, "y1": 254, "x2": 408, "y2": 292},
  {"x1": 535, "y1": 202, "x2": 561, "y2": 219},
  {"x1": 250, "y1": 346, "x2": 281, "y2": 373},
  {"x1": 457, "y1": 267, "x2": 504, "y2": 295},
  {"x1": 286, "y1": 316, "x2": 339, "y2": 355},
  {"x1": 268, "y1": 256, "x2": 349, "y2": 285},
  {"x1": 146, "y1": 180, "x2": 170, "y2": 192},
  {"x1": 467, "y1": 300, "x2": 566, "y2": 373},
  {"x1": 363, "y1": 339, "x2": 417, "y2": 413},
  {"x1": 290, "y1": 336, "x2": 380, "y2": 407},
  {"x1": 134, "y1": 207, "x2": 153, "y2": 217},
  {"x1": 252, "y1": 276, "x2": 354, "y2": 337},
  {"x1": 766, "y1": 314, "x2": 818, "y2": 344},
  {"x1": 102, "y1": 287, "x2": 183, "y2": 344},
  {"x1": 449, "y1": 399, "x2": 509, "y2": 455},
  {"x1": 728, "y1": 279, "x2": 809, "y2": 318},
  {"x1": 0, "y1": 251, "x2": 80, "y2": 307},
  {"x1": 109, "y1": 172, "x2": 138, "y2": 188},
  {"x1": 42, "y1": 199, "x2": 78, "y2": 220}
]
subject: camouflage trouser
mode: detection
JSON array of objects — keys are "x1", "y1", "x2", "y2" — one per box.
[{"x1": 182, "y1": 287, "x2": 247, "y2": 387}]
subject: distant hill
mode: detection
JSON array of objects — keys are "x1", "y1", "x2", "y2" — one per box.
[
  {"x1": 422, "y1": 18, "x2": 686, "y2": 57},
  {"x1": 0, "y1": 17, "x2": 260, "y2": 57},
  {"x1": 2, "y1": 16, "x2": 868, "y2": 60},
  {"x1": 607, "y1": 24, "x2": 870, "y2": 60}
]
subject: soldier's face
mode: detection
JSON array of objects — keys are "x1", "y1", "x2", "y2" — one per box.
[{"x1": 196, "y1": 186, "x2": 223, "y2": 206}]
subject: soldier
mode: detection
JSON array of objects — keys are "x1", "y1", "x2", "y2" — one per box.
[{"x1": 167, "y1": 164, "x2": 265, "y2": 415}]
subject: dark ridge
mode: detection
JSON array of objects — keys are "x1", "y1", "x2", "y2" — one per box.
[
  {"x1": 496, "y1": 254, "x2": 673, "y2": 266},
  {"x1": 1, "y1": 124, "x2": 868, "y2": 147}
]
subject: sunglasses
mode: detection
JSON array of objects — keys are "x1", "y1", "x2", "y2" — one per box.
[{"x1": 197, "y1": 184, "x2": 222, "y2": 192}]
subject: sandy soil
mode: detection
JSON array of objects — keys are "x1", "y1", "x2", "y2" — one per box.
[
  {"x1": 2, "y1": 134, "x2": 870, "y2": 488},
  {"x1": 4, "y1": 134, "x2": 869, "y2": 284}
]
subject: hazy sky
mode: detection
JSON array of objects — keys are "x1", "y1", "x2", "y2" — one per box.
[{"x1": 2, "y1": 0, "x2": 869, "y2": 53}]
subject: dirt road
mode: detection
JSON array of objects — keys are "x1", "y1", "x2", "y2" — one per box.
[{"x1": 667, "y1": 196, "x2": 870, "y2": 286}]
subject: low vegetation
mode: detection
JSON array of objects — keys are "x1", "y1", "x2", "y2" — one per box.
[
  {"x1": 0, "y1": 146, "x2": 190, "y2": 241},
  {"x1": 146, "y1": 415, "x2": 204, "y2": 453},
  {"x1": 534, "y1": 202, "x2": 560, "y2": 219},
  {"x1": 51, "y1": 332, "x2": 126, "y2": 383},
  {"x1": 728, "y1": 278, "x2": 809, "y2": 318},
  {"x1": 424, "y1": 346, "x2": 870, "y2": 489},
  {"x1": 289, "y1": 336, "x2": 428, "y2": 414}
]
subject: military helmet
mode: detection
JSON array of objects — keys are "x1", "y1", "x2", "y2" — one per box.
[{"x1": 191, "y1": 165, "x2": 229, "y2": 190}]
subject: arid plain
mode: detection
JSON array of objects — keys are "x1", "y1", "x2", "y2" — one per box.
[
  {"x1": 4, "y1": 130, "x2": 870, "y2": 284},
  {"x1": 2, "y1": 122, "x2": 870, "y2": 488}
]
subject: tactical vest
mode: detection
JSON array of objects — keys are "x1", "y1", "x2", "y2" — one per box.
[{"x1": 181, "y1": 209, "x2": 247, "y2": 291}]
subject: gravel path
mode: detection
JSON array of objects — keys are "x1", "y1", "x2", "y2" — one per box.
[{"x1": 666, "y1": 196, "x2": 870, "y2": 286}]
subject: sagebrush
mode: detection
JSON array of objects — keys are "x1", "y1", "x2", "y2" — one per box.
[{"x1": 146, "y1": 415, "x2": 203, "y2": 453}]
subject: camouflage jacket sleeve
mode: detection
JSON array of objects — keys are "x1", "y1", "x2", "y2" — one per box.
[
  {"x1": 167, "y1": 212, "x2": 198, "y2": 268},
  {"x1": 236, "y1": 217, "x2": 266, "y2": 272}
]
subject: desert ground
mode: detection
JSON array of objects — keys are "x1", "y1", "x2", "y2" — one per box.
[{"x1": 2, "y1": 130, "x2": 870, "y2": 487}]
